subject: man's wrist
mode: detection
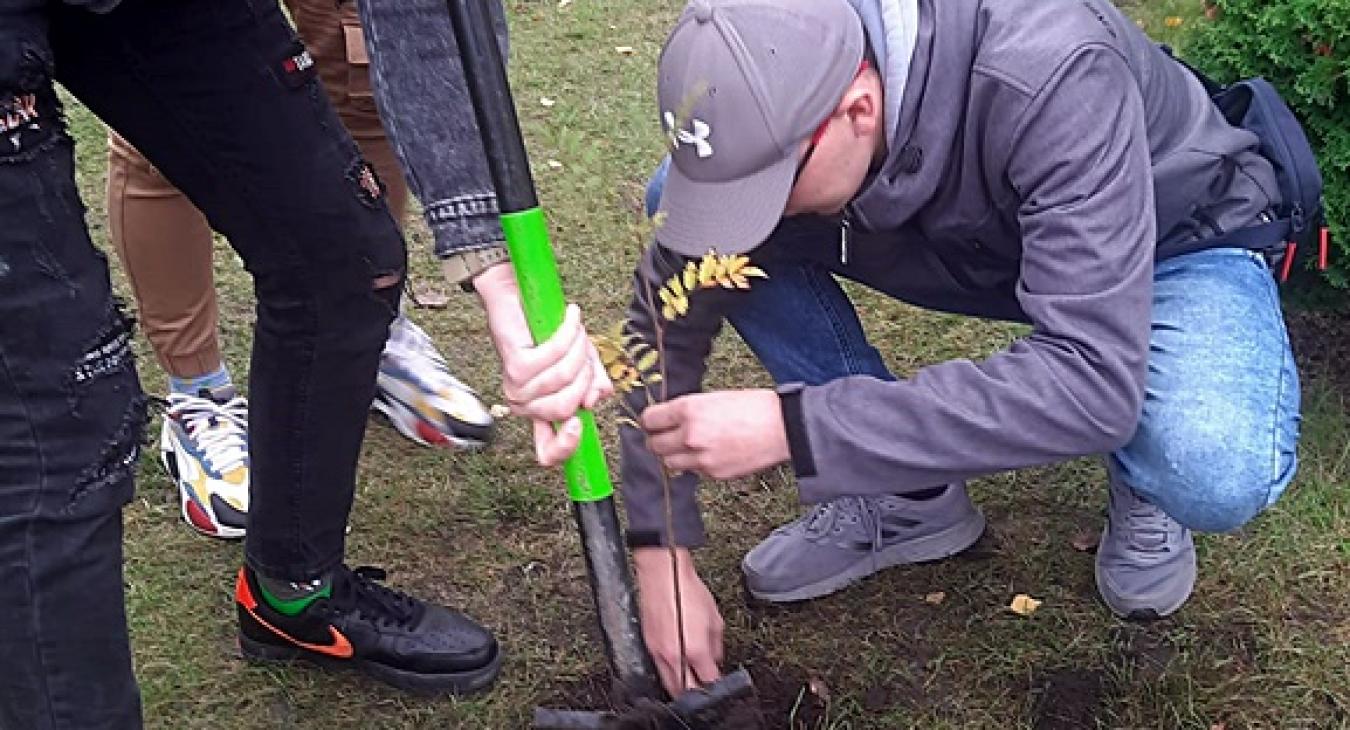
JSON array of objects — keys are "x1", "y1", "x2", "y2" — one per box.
[{"x1": 632, "y1": 546, "x2": 694, "y2": 575}]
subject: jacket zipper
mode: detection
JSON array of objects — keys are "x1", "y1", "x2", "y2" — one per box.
[{"x1": 839, "y1": 216, "x2": 852, "y2": 265}]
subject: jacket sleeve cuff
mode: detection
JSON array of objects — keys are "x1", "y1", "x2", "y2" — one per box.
[
  {"x1": 776, "y1": 382, "x2": 817, "y2": 478},
  {"x1": 424, "y1": 193, "x2": 505, "y2": 259},
  {"x1": 619, "y1": 469, "x2": 708, "y2": 548},
  {"x1": 623, "y1": 522, "x2": 707, "y2": 549},
  {"x1": 625, "y1": 529, "x2": 689, "y2": 549}
]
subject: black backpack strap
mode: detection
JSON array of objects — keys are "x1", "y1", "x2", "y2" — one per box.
[
  {"x1": 1155, "y1": 219, "x2": 1290, "y2": 262},
  {"x1": 1158, "y1": 44, "x2": 1225, "y2": 96}
]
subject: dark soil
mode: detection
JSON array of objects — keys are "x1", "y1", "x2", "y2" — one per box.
[
  {"x1": 1110, "y1": 623, "x2": 1179, "y2": 683},
  {"x1": 1029, "y1": 668, "x2": 1106, "y2": 730},
  {"x1": 1287, "y1": 308, "x2": 1350, "y2": 395},
  {"x1": 537, "y1": 648, "x2": 830, "y2": 729}
]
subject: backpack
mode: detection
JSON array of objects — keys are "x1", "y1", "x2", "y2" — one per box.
[{"x1": 1156, "y1": 47, "x2": 1329, "y2": 282}]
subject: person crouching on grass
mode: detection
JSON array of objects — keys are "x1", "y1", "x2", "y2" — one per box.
[{"x1": 617, "y1": 0, "x2": 1300, "y2": 696}]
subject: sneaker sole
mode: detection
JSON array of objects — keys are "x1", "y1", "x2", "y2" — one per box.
[
  {"x1": 1095, "y1": 557, "x2": 1195, "y2": 621},
  {"x1": 1095, "y1": 575, "x2": 1191, "y2": 621},
  {"x1": 745, "y1": 510, "x2": 988, "y2": 603},
  {"x1": 238, "y1": 632, "x2": 502, "y2": 697},
  {"x1": 371, "y1": 397, "x2": 488, "y2": 451}
]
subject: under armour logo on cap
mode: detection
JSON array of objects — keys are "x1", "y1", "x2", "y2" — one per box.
[{"x1": 664, "y1": 111, "x2": 714, "y2": 158}]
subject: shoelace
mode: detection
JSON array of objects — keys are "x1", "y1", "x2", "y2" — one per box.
[
  {"x1": 1123, "y1": 493, "x2": 1174, "y2": 554},
  {"x1": 165, "y1": 392, "x2": 248, "y2": 475},
  {"x1": 803, "y1": 497, "x2": 884, "y2": 552},
  {"x1": 802, "y1": 501, "x2": 841, "y2": 537},
  {"x1": 330, "y1": 566, "x2": 424, "y2": 630}
]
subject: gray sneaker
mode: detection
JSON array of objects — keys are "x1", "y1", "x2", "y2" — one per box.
[
  {"x1": 1096, "y1": 476, "x2": 1196, "y2": 619},
  {"x1": 742, "y1": 484, "x2": 986, "y2": 603}
]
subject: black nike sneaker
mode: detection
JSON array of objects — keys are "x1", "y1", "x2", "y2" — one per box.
[{"x1": 236, "y1": 564, "x2": 501, "y2": 696}]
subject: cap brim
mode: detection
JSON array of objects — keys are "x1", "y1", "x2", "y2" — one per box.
[{"x1": 653, "y1": 152, "x2": 798, "y2": 258}]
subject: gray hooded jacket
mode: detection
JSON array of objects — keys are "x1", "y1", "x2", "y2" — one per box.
[{"x1": 620, "y1": 0, "x2": 1278, "y2": 547}]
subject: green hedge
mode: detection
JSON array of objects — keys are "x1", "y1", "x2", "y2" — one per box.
[{"x1": 1186, "y1": 0, "x2": 1350, "y2": 288}]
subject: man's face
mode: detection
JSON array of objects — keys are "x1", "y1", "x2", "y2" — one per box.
[{"x1": 782, "y1": 70, "x2": 883, "y2": 219}]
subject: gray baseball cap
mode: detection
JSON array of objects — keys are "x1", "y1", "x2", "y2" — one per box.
[{"x1": 654, "y1": 0, "x2": 865, "y2": 256}]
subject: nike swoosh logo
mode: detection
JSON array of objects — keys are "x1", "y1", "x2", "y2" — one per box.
[{"x1": 235, "y1": 570, "x2": 354, "y2": 659}]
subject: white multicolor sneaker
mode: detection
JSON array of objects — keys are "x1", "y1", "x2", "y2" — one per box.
[
  {"x1": 373, "y1": 315, "x2": 494, "y2": 449},
  {"x1": 160, "y1": 386, "x2": 250, "y2": 539}
]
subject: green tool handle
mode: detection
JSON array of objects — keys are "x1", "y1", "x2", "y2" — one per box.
[
  {"x1": 500, "y1": 209, "x2": 614, "y2": 503},
  {"x1": 446, "y1": 0, "x2": 660, "y2": 702}
]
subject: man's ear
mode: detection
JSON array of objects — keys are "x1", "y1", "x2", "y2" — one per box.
[{"x1": 840, "y1": 74, "x2": 881, "y2": 138}]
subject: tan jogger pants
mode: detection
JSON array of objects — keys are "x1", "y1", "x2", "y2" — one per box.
[{"x1": 106, "y1": 0, "x2": 408, "y2": 379}]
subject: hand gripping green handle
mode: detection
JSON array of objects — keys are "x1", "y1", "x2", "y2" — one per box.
[{"x1": 500, "y1": 209, "x2": 614, "y2": 503}]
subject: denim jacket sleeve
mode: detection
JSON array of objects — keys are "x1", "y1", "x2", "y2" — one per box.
[{"x1": 358, "y1": 0, "x2": 507, "y2": 259}]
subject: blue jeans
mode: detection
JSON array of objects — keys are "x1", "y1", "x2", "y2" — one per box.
[{"x1": 647, "y1": 161, "x2": 1300, "y2": 533}]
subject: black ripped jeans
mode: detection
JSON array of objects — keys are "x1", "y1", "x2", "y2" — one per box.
[{"x1": 0, "y1": 1, "x2": 404, "y2": 727}]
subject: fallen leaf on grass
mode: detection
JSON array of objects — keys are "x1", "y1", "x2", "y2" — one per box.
[
  {"x1": 489, "y1": 404, "x2": 511, "y2": 419},
  {"x1": 924, "y1": 591, "x2": 946, "y2": 605},
  {"x1": 410, "y1": 283, "x2": 450, "y2": 309},
  {"x1": 1009, "y1": 594, "x2": 1043, "y2": 616},
  {"x1": 1164, "y1": 16, "x2": 1184, "y2": 27},
  {"x1": 1070, "y1": 530, "x2": 1099, "y2": 553}
]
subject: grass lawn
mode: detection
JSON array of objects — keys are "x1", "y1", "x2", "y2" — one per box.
[{"x1": 56, "y1": 0, "x2": 1348, "y2": 727}]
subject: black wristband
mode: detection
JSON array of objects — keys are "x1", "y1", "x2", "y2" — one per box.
[
  {"x1": 625, "y1": 529, "x2": 666, "y2": 549},
  {"x1": 776, "y1": 382, "x2": 817, "y2": 478}
]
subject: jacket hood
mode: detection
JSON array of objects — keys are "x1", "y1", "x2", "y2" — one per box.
[
  {"x1": 847, "y1": 0, "x2": 981, "y2": 232},
  {"x1": 846, "y1": 0, "x2": 919, "y2": 144}
]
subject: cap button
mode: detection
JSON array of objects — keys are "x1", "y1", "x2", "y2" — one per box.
[{"x1": 692, "y1": 0, "x2": 714, "y2": 22}]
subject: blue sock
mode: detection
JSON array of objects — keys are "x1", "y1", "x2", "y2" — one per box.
[{"x1": 169, "y1": 365, "x2": 232, "y2": 396}]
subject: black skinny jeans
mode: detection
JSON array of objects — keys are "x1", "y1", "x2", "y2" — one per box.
[{"x1": 0, "y1": 0, "x2": 405, "y2": 726}]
